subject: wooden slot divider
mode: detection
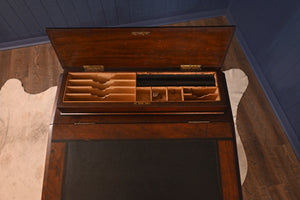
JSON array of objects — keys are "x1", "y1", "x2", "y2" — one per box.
[
  {"x1": 68, "y1": 72, "x2": 136, "y2": 81},
  {"x1": 67, "y1": 79, "x2": 136, "y2": 88},
  {"x1": 64, "y1": 93, "x2": 136, "y2": 102},
  {"x1": 64, "y1": 72, "x2": 137, "y2": 102},
  {"x1": 65, "y1": 86, "x2": 136, "y2": 95}
]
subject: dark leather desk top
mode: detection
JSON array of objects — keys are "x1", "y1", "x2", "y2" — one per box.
[{"x1": 63, "y1": 139, "x2": 221, "y2": 200}]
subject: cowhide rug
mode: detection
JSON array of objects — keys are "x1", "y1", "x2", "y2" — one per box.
[{"x1": 0, "y1": 69, "x2": 248, "y2": 200}]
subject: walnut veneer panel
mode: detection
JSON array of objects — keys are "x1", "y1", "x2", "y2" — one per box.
[
  {"x1": 52, "y1": 123, "x2": 208, "y2": 140},
  {"x1": 42, "y1": 143, "x2": 65, "y2": 200},
  {"x1": 46, "y1": 27, "x2": 234, "y2": 69}
]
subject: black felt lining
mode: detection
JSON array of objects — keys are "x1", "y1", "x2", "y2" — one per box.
[{"x1": 137, "y1": 74, "x2": 216, "y2": 87}]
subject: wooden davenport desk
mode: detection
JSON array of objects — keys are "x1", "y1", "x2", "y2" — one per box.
[{"x1": 42, "y1": 27, "x2": 243, "y2": 200}]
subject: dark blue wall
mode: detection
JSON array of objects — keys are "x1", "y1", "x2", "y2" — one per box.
[
  {"x1": 227, "y1": 0, "x2": 300, "y2": 159},
  {"x1": 0, "y1": 0, "x2": 229, "y2": 49}
]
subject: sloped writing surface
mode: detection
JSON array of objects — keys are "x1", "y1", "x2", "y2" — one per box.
[{"x1": 63, "y1": 140, "x2": 221, "y2": 200}]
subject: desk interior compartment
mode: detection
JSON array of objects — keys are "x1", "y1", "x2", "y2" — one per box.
[{"x1": 63, "y1": 72, "x2": 220, "y2": 103}]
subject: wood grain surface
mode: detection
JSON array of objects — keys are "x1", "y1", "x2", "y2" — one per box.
[
  {"x1": 42, "y1": 142, "x2": 65, "y2": 200},
  {"x1": 51, "y1": 123, "x2": 232, "y2": 141},
  {"x1": 46, "y1": 27, "x2": 234, "y2": 69},
  {"x1": 219, "y1": 140, "x2": 242, "y2": 200},
  {"x1": 0, "y1": 16, "x2": 299, "y2": 199}
]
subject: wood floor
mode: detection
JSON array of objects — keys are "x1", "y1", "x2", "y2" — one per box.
[{"x1": 0, "y1": 16, "x2": 299, "y2": 200}]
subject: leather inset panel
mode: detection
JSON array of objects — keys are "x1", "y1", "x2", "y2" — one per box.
[{"x1": 63, "y1": 139, "x2": 221, "y2": 200}]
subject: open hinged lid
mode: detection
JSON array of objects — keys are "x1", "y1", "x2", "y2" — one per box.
[{"x1": 46, "y1": 26, "x2": 235, "y2": 71}]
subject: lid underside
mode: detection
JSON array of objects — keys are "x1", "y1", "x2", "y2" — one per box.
[{"x1": 46, "y1": 27, "x2": 235, "y2": 69}]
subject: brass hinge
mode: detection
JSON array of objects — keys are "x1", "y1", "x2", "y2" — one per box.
[
  {"x1": 83, "y1": 65, "x2": 104, "y2": 72},
  {"x1": 180, "y1": 65, "x2": 202, "y2": 71},
  {"x1": 74, "y1": 122, "x2": 97, "y2": 125},
  {"x1": 188, "y1": 121, "x2": 210, "y2": 124}
]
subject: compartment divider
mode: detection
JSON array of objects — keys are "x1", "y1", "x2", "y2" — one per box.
[
  {"x1": 150, "y1": 87, "x2": 152, "y2": 101},
  {"x1": 181, "y1": 87, "x2": 184, "y2": 101},
  {"x1": 165, "y1": 87, "x2": 168, "y2": 101}
]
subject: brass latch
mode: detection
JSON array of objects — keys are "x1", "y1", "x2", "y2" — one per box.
[
  {"x1": 180, "y1": 65, "x2": 202, "y2": 71},
  {"x1": 83, "y1": 65, "x2": 104, "y2": 72},
  {"x1": 134, "y1": 101, "x2": 150, "y2": 105},
  {"x1": 131, "y1": 31, "x2": 151, "y2": 36}
]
